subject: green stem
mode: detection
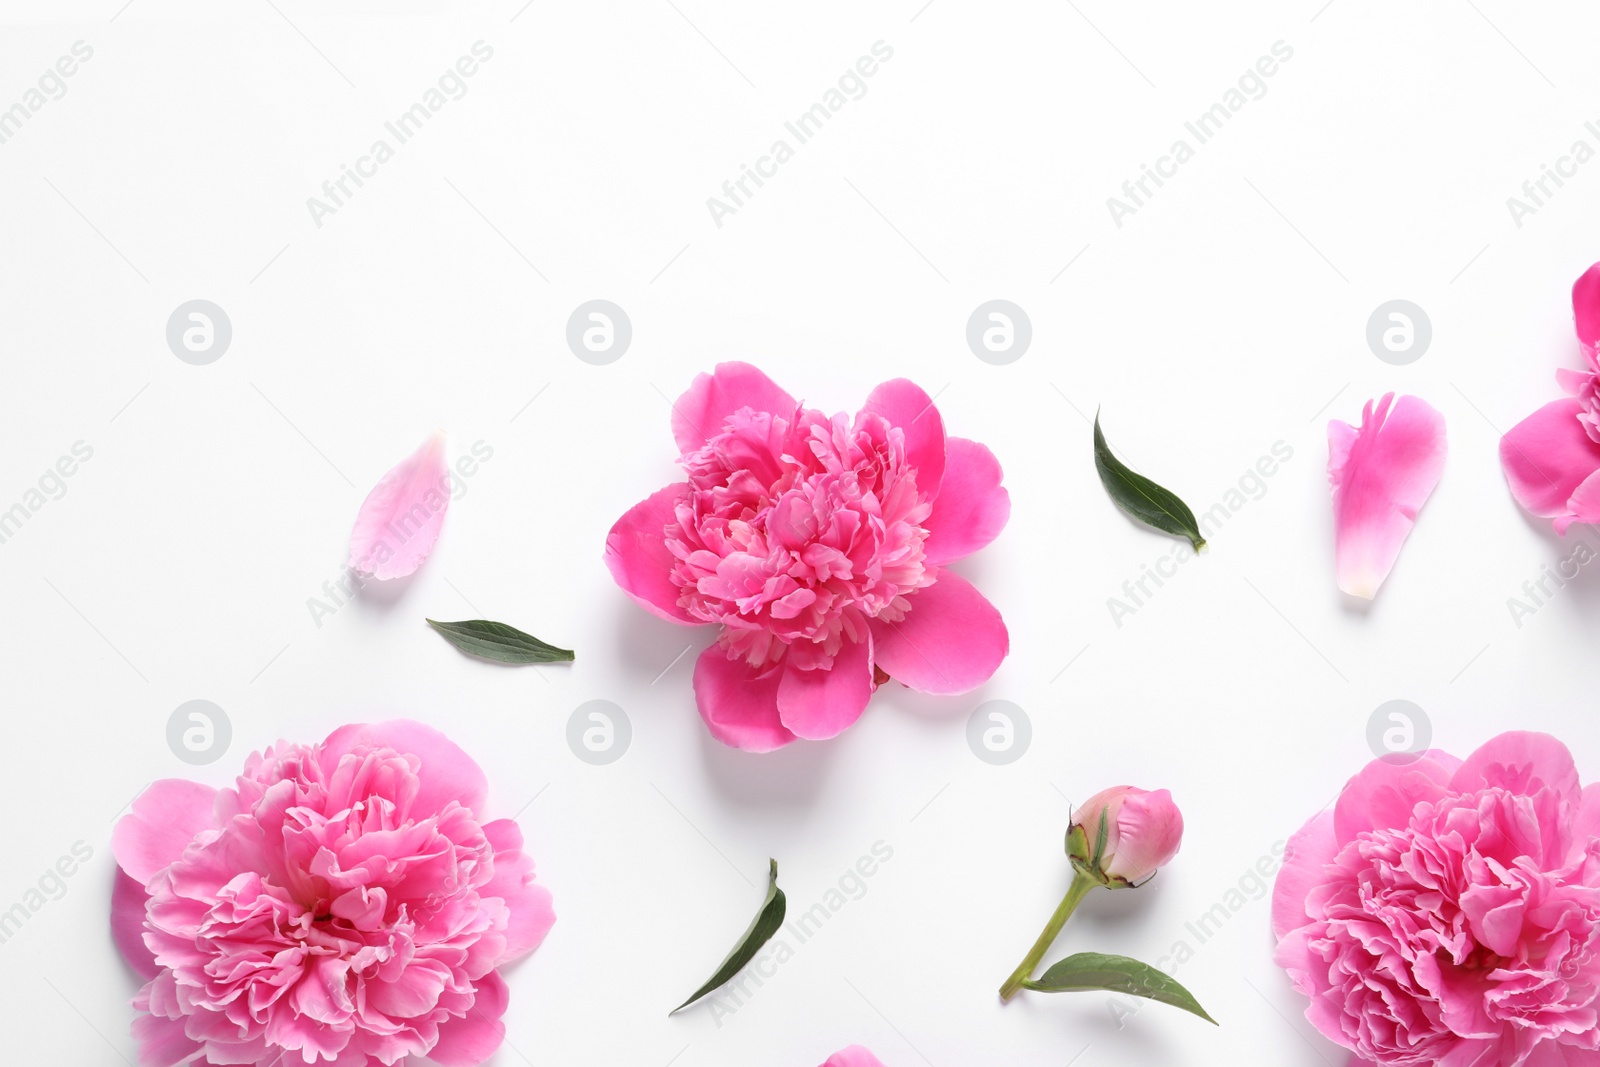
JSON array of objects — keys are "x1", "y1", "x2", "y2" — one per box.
[{"x1": 999, "y1": 870, "x2": 1097, "y2": 1002}]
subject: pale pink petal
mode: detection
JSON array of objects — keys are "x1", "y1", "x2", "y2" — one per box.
[
  {"x1": 480, "y1": 819, "x2": 556, "y2": 964},
  {"x1": 1451, "y1": 730, "x2": 1581, "y2": 809},
  {"x1": 1500, "y1": 398, "x2": 1600, "y2": 518},
  {"x1": 672, "y1": 362, "x2": 798, "y2": 455},
  {"x1": 1573, "y1": 783, "x2": 1600, "y2": 865},
  {"x1": 692, "y1": 646, "x2": 796, "y2": 752},
  {"x1": 922, "y1": 437, "x2": 1010, "y2": 565},
  {"x1": 823, "y1": 1048, "x2": 888, "y2": 1067},
  {"x1": 1332, "y1": 751, "x2": 1459, "y2": 843},
  {"x1": 869, "y1": 571, "x2": 1007, "y2": 694},
  {"x1": 1556, "y1": 367, "x2": 1590, "y2": 395},
  {"x1": 1272, "y1": 811, "x2": 1337, "y2": 939},
  {"x1": 1328, "y1": 393, "x2": 1446, "y2": 598},
  {"x1": 429, "y1": 970, "x2": 509, "y2": 1067},
  {"x1": 1574, "y1": 261, "x2": 1600, "y2": 350},
  {"x1": 321, "y1": 719, "x2": 488, "y2": 816},
  {"x1": 112, "y1": 779, "x2": 218, "y2": 885},
  {"x1": 111, "y1": 867, "x2": 158, "y2": 979},
  {"x1": 1556, "y1": 468, "x2": 1600, "y2": 534},
  {"x1": 130, "y1": 1006, "x2": 204, "y2": 1067},
  {"x1": 605, "y1": 483, "x2": 699, "y2": 624},
  {"x1": 349, "y1": 430, "x2": 450, "y2": 580},
  {"x1": 776, "y1": 634, "x2": 874, "y2": 740},
  {"x1": 858, "y1": 379, "x2": 946, "y2": 500}
]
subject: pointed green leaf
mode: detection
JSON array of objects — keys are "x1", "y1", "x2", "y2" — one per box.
[
  {"x1": 672, "y1": 859, "x2": 787, "y2": 1014},
  {"x1": 1094, "y1": 414, "x2": 1206, "y2": 550},
  {"x1": 1022, "y1": 952, "x2": 1217, "y2": 1024},
  {"x1": 425, "y1": 619, "x2": 574, "y2": 664}
]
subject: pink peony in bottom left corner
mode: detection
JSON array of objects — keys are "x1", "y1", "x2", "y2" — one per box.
[
  {"x1": 822, "y1": 1048, "x2": 886, "y2": 1067},
  {"x1": 111, "y1": 720, "x2": 554, "y2": 1067}
]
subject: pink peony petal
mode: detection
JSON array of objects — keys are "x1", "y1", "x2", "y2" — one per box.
[
  {"x1": 1328, "y1": 393, "x2": 1446, "y2": 598},
  {"x1": 1271, "y1": 810, "x2": 1337, "y2": 939},
  {"x1": 321, "y1": 719, "x2": 488, "y2": 817},
  {"x1": 605, "y1": 483, "x2": 699, "y2": 624},
  {"x1": 776, "y1": 634, "x2": 874, "y2": 740},
  {"x1": 429, "y1": 970, "x2": 509, "y2": 1067},
  {"x1": 1331, "y1": 750, "x2": 1460, "y2": 844},
  {"x1": 1575, "y1": 261, "x2": 1600, "y2": 351},
  {"x1": 823, "y1": 1048, "x2": 888, "y2": 1067},
  {"x1": 672, "y1": 362, "x2": 798, "y2": 455},
  {"x1": 111, "y1": 778, "x2": 218, "y2": 885},
  {"x1": 1500, "y1": 397, "x2": 1600, "y2": 519},
  {"x1": 1573, "y1": 783, "x2": 1600, "y2": 866},
  {"x1": 870, "y1": 571, "x2": 1007, "y2": 694},
  {"x1": 692, "y1": 646, "x2": 796, "y2": 752},
  {"x1": 349, "y1": 430, "x2": 451, "y2": 580},
  {"x1": 111, "y1": 867, "x2": 158, "y2": 979},
  {"x1": 859, "y1": 379, "x2": 946, "y2": 500},
  {"x1": 131, "y1": 1006, "x2": 204, "y2": 1067},
  {"x1": 922, "y1": 437, "x2": 1010, "y2": 565},
  {"x1": 1451, "y1": 731, "x2": 1581, "y2": 857},
  {"x1": 1557, "y1": 468, "x2": 1600, "y2": 534},
  {"x1": 480, "y1": 818, "x2": 557, "y2": 964}
]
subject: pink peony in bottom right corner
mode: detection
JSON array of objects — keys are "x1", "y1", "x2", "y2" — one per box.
[{"x1": 1272, "y1": 731, "x2": 1600, "y2": 1067}]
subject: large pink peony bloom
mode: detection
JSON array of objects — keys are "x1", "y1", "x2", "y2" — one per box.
[
  {"x1": 111, "y1": 720, "x2": 554, "y2": 1067},
  {"x1": 1273, "y1": 732, "x2": 1600, "y2": 1067},
  {"x1": 1502, "y1": 262, "x2": 1600, "y2": 533},
  {"x1": 605, "y1": 362, "x2": 1010, "y2": 752}
]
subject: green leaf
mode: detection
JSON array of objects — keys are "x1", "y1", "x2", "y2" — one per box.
[
  {"x1": 425, "y1": 619, "x2": 574, "y2": 664},
  {"x1": 672, "y1": 859, "x2": 787, "y2": 1014},
  {"x1": 1093, "y1": 414, "x2": 1206, "y2": 550},
  {"x1": 1022, "y1": 952, "x2": 1217, "y2": 1024}
]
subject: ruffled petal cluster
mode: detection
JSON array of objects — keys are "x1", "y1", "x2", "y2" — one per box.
[
  {"x1": 111, "y1": 720, "x2": 554, "y2": 1067},
  {"x1": 1273, "y1": 732, "x2": 1600, "y2": 1066}
]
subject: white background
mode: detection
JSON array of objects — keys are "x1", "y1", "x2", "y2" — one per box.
[{"x1": 2, "y1": 1, "x2": 1599, "y2": 1064}]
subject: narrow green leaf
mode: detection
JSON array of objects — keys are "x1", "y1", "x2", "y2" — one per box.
[
  {"x1": 672, "y1": 859, "x2": 787, "y2": 1014},
  {"x1": 1022, "y1": 952, "x2": 1217, "y2": 1024},
  {"x1": 1093, "y1": 414, "x2": 1206, "y2": 550},
  {"x1": 425, "y1": 619, "x2": 574, "y2": 664}
]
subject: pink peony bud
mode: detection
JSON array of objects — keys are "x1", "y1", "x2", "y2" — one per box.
[{"x1": 1071, "y1": 785, "x2": 1184, "y2": 886}]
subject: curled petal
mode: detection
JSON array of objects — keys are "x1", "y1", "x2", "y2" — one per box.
[
  {"x1": 349, "y1": 431, "x2": 450, "y2": 580},
  {"x1": 692, "y1": 646, "x2": 797, "y2": 752},
  {"x1": 480, "y1": 819, "x2": 556, "y2": 964},
  {"x1": 777, "y1": 633, "x2": 874, "y2": 740},
  {"x1": 428, "y1": 970, "x2": 509, "y2": 1067},
  {"x1": 1332, "y1": 751, "x2": 1458, "y2": 844},
  {"x1": 321, "y1": 719, "x2": 488, "y2": 817},
  {"x1": 858, "y1": 378, "x2": 946, "y2": 500},
  {"x1": 605, "y1": 483, "x2": 699, "y2": 624},
  {"x1": 869, "y1": 571, "x2": 1007, "y2": 695},
  {"x1": 672, "y1": 362, "x2": 798, "y2": 455},
  {"x1": 1501, "y1": 397, "x2": 1600, "y2": 522},
  {"x1": 1328, "y1": 393, "x2": 1446, "y2": 598},
  {"x1": 922, "y1": 437, "x2": 1010, "y2": 565}
]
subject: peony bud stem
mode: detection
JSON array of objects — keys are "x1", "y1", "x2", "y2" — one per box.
[{"x1": 999, "y1": 870, "x2": 1098, "y2": 1002}]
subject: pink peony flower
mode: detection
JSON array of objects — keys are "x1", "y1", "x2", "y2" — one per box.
[
  {"x1": 605, "y1": 362, "x2": 1010, "y2": 751},
  {"x1": 1502, "y1": 262, "x2": 1600, "y2": 533},
  {"x1": 1273, "y1": 731, "x2": 1600, "y2": 1067},
  {"x1": 1073, "y1": 785, "x2": 1184, "y2": 885},
  {"x1": 1328, "y1": 393, "x2": 1446, "y2": 599},
  {"x1": 111, "y1": 720, "x2": 554, "y2": 1067},
  {"x1": 821, "y1": 1048, "x2": 886, "y2": 1067}
]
